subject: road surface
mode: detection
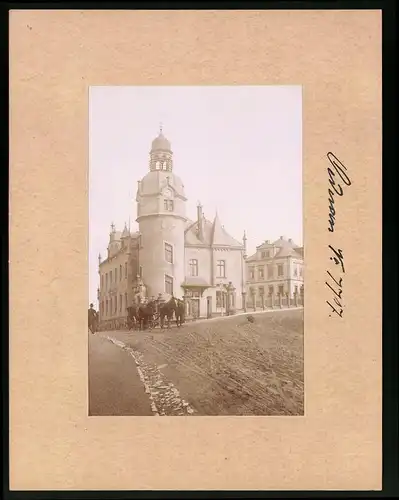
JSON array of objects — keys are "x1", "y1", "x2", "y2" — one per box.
[{"x1": 88, "y1": 332, "x2": 152, "y2": 416}]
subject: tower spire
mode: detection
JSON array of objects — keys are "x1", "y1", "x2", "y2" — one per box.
[{"x1": 159, "y1": 122, "x2": 163, "y2": 134}]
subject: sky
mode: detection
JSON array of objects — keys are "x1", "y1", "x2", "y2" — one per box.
[{"x1": 89, "y1": 86, "x2": 302, "y2": 306}]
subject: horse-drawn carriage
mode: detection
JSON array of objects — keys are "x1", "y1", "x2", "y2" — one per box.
[{"x1": 126, "y1": 296, "x2": 185, "y2": 331}]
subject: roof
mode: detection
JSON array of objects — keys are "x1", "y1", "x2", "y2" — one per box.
[
  {"x1": 184, "y1": 213, "x2": 243, "y2": 248},
  {"x1": 247, "y1": 236, "x2": 303, "y2": 262},
  {"x1": 182, "y1": 277, "x2": 211, "y2": 288},
  {"x1": 274, "y1": 246, "x2": 303, "y2": 259},
  {"x1": 139, "y1": 170, "x2": 185, "y2": 198},
  {"x1": 151, "y1": 131, "x2": 171, "y2": 152}
]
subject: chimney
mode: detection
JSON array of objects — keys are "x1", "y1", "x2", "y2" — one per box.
[
  {"x1": 197, "y1": 202, "x2": 204, "y2": 240},
  {"x1": 288, "y1": 238, "x2": 292, "y2": 243}
]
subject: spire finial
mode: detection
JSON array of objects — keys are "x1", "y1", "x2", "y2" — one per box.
[
  {"x1": 159, "y1": 122, "x2": 163, "y2": 134},
  {"x1": 110, "y1": 222, "x2": 115, "y2": 233}
]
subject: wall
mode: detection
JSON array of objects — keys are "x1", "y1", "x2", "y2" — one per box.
[{"x1": 139, "y1": 215, "x2": 186, "y2": 299}]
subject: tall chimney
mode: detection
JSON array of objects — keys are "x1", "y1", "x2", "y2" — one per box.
[{"x1": 197, "y1": 201, "x2": 204, "y2": 240}]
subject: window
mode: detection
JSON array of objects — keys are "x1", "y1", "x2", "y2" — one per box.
[
  {"x1": 278, "y1": 285, "x2": 284, "y2": 296},
  {"x1": 259, "y1": 286, "x2": 264, "y2": 296},
  {"x1": 105, "y1": 273, "x2": 108, "y2": 290},
  {"x1": 277, "y1": 264, "x2": 284, "y2": 277},
  {"x1": 165, "y1": 275, "x2": 173, "y2": 296},
  {"x1": 164, "y1": 200, "x2": 174, "y2": 211},
  {"x1": 110, "y1": 270, "x2": 112, "y2": 284},
  {"x1": 125, "y1": 292, "x2": 127, "y2": 310},
  {"x1": 268, "y1": 285, "x2": 274, "y2": 296},
  {"x1": 125, "y1": 262, "x2": 128, "y2": 278},
  {"x1": 164, "y1": 243, "x2": 173, "y2": 263},
  {"x1": 217, "y1": 260, "x2": 226, "y2": 278},
  {"x1": 115, "y1": 295, "x2": 117, "y2": 313},
  {"x1": 295, "y1": 285, "x2": 299, "y2": 295},
  {"x1": 115, "y1": 268, "x2": 117, "y2": 282},
  {"x1": 258, "y1": 267, "x2": 264, "y2": 279},
  {"x1": 261, "y1": 251, "x2": 270, "y2": 259},
  {"x1": 299, "y1": 266, "x2": 303, "y2": 277},
  {"x1": 189, "y1": 259, "x2": 198, "y2": 277},
  {"x1": 267, "y1": 264, "x2": 274, "y2": 279},
  {"x1": 120, "y1": 265, "x2": 122, "y2": 281},
  {"x1": 294, "y1": 265, "x2": 298, "y2": 277},
  {"x1": 106, "y1": 299, "x2": 108, "y2": 315},
  {"x1": 120, "y1": 294, "x2": 122, "y2": 312},
  {"x1": 249, "y1": 267, "x2": 255, "y2": 279}
]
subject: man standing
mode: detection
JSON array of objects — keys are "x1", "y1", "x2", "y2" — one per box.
[{"x1": 88, "y1": 303, "x2": 98, "y2": 334}]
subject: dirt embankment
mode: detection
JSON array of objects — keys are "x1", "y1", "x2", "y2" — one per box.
[{"x1": 115, "y1": 309, "x2": 304, "y2": 416}]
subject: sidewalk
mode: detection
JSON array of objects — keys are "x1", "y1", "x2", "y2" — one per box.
[{"x1": 183, "y1": 305, "x2": 304, "y2": 326}]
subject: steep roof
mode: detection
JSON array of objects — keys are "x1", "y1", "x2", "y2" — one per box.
[
  {"x1": 211, "y1": 212, "x2": 243, "y2": 247},
  {"x1": 184, "y1": 213, "x2": 243, "y2": 248}
]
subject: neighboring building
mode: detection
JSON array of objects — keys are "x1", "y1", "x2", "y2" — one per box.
[
  {"x1": 98, "y1": 128, "x2": 246, "y2": 325},
  {"x1": 245, "y1": 236, "x2": 304, "y2": 307}
]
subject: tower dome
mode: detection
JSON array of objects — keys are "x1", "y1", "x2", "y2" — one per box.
[
  {"x1": 151, "y1": 125, "x2": 171, "y2": 152},
  {"x1": 149, "y1": 125, "x2": 173, "y2": 172}
]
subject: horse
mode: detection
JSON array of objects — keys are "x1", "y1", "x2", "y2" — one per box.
[
  {"x1": 175, "y1": 299, "x2": 185, "y2": 327},
  {"x1": 137, "y1": 300, "x2": 157, "y2": 330},
  {"x1": 159, "y1": 297, "x2": 177, "y2": 329}
]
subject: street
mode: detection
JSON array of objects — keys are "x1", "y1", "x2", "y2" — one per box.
[
  {"x1": 88, "y1": 309, "x2": 304, "y2": 417},
  {"x1": 88, "y1": 332, "x2": 152, "y2": 416}
]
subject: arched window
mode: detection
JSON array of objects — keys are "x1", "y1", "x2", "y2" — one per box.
[
  {"x1": 119, "y1": 294, "x2": 122, "y2": 312},
  {"x1": 155, "y1": 161, "x2": 160, "y2": 170}
]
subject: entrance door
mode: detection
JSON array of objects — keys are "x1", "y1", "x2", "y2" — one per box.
[{"x1": 189, "y1": 299, "x2": 200, "y2": 319}]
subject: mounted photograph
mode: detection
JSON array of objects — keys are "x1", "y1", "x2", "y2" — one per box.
[{"x1": 88, "y1": 85, "x2": 303, "y2": 416}]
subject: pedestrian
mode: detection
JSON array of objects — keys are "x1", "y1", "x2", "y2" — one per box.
[{"x1": 88, "y1": 303, "x2": 98, "y2": 334}]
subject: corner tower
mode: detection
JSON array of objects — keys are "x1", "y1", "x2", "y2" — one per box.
[{"x1": 136, "y1": 127, "x2": 187, "y2": 299}]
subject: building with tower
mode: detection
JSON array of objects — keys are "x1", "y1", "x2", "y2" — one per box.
[{"x1": 97, "y1": 128, "x2": 247, "y2": 327}]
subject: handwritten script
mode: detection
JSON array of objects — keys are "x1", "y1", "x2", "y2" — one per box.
[{"x1": 325, "y1": 153, "x2": 352, "y2": 318}]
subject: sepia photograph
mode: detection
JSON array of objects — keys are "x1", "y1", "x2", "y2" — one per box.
[{"x1": 89, "y1": 85, "x2": 303, "y2": 416}]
